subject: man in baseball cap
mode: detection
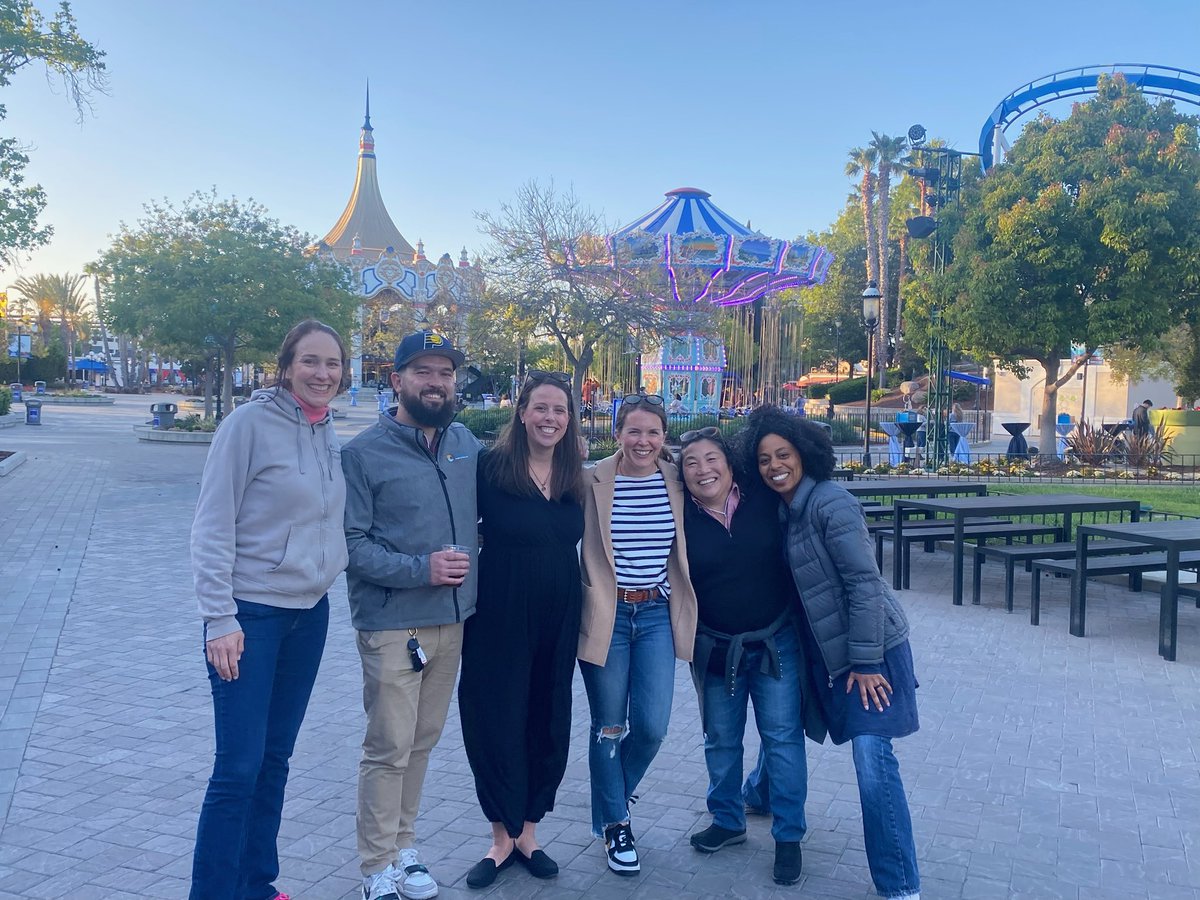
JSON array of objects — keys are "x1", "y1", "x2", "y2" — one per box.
[
  {"x1": 393, "y1": 329, "x2": 466, "y2": 371},
  {"x1": 342, "y1": 328, "x2": 480, "y2": 900}
]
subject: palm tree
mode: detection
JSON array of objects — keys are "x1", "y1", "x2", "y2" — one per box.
[
  {"x1": 870, "y1": 132, "x2": 909, "y2": 384},
  {"x1": 844, "y1": 146, "x2": 879, "y2": 289},
  {"x1": 12, "y1": 273, "x2": 92, "y2": 381}
]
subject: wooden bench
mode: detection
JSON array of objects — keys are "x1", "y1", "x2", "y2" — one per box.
[
  {"x1": 1029, "y1": 551, "x2": 1200, "y2": 625},
  {"x1": 972, "y1": 539, "x2": 1149, "y2": 611},
  {"x1": 885, "y1": 522, "x2": 1063, "y2": 589}
]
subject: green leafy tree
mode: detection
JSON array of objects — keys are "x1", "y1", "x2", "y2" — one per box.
[
  {"x1": 476, "y1": 180, "x2": 694, "y2": 406},
  {"x1": 922, "y1": 75, "x2": 1200, "y2": 439},
  {"x1": 0, "y1": 0, "x2": 106, "y2": 270},
  {"x1": 92, "y1": 190, "x2": 358, "y2": 414}
]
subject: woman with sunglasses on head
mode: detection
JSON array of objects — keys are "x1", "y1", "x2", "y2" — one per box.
[
  {"x1": 458, "y1": 371, "x2": 586, "y2": 889},
  {"x1": 578, "y1": 393, "x2": 697, "y2": 877},
  {"x1": 741, "y1": 406, "x2": 921, "y2": 900},
  {"x1": 677, "y1": 427, "x2": 822, "y2": 886}
]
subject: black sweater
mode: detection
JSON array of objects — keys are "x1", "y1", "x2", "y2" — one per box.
[{"x1": 682, "y1": 482, "x2": 793, "y2": 636}]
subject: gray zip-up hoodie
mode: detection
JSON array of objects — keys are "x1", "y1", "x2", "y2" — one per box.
[
  {"x1": 341, "y1": 413, "x2": 481, "y2": 631},
  {"x1": 191, "y1": 387, "x2": 349, "y2": 640}
]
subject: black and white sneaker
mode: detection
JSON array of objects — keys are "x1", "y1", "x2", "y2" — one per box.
[{"x1": 603, "y1": 822, "x2": 640, "y2": 875}]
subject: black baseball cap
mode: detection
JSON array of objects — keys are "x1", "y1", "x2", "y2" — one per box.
[{"x1": 394, "y1": 330, "x2": 465, "y2": 370}]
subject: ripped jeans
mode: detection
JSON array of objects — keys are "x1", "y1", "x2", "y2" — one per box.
[{"x1": 579, "y1": 598, "x2": 676, "y2": 837}]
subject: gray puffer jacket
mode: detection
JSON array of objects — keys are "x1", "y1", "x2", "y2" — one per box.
[{"x1": 784, "y1": 476, "x2": 910, "y2": 678}]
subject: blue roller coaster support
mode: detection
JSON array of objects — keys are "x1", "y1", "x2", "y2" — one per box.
[{"x1": 979, "y1": 64, "x2": 1200, "y2": 171}]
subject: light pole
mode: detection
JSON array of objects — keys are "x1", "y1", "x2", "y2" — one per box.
[{"x1": 861, "y1": 281, "x2": 881, "y2": 466}]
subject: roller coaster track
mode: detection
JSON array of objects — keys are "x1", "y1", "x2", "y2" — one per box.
[{"x1": 979, "y1": 63, "x2": 1200, "y2": 171}]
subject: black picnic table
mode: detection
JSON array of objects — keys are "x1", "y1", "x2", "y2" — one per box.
[
  {"x1": 1073, "y1": 519, "x2": 1200, "y2": 661},
  {"x1": 843, "y1": 479, "x2": 988, "y2": 500},
  {"x1": 892, "y1": 494, "x2": 1142, "y2": 606}
]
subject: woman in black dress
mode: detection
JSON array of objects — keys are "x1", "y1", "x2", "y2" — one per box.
[{"x1": 459, "y1": 370, "x2": 586, "y2": 888}]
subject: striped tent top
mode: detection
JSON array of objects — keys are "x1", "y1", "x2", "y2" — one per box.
[{"x1": 611, "y1": 472, "x2": 674, "y2": 593}]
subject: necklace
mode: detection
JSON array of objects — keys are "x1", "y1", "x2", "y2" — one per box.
[
  {"x1": 701, "y1": 504, "x2": 727, "y2": 517},
  {"x1": 528, "y1": 462, "x2": 552, "y2": 492}
]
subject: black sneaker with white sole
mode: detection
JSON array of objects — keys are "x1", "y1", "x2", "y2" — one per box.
[{"x1": 603, "y1": 822, "x2": 639, "y2": 875}]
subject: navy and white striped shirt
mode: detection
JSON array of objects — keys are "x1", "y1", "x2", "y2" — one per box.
[{"x1": 611, "y1": 472, "x2": 674, "y2": 593}]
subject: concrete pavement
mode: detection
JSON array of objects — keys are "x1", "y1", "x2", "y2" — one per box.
[{"x1": 0, "y1": 395, "x2": 1199, "y2": 898}]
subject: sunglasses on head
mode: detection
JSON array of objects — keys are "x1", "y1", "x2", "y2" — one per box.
[
  {"x1": 679, "y1": 426, "x2": 723, "y2": 445},
  {"x1": 621, "y1": 394, "x2": 664, "y2": 407},
  {"x1": 526, "y1": 369, "x2": 571, "y2": 385}
]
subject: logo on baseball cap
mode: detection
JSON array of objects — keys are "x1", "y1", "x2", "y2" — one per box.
[{"x1": 394, "y1": 330, "x2": 465, "y2": 370}]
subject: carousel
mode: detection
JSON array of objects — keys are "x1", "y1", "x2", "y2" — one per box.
[{"x1": 582, "y1": 188, "x2": 831, "y2": 411}]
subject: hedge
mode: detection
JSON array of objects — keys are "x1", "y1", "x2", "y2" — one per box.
[
  {"x1": 456, "y1": 406, "x2": 515, "y2": 439},
  {"x1": 0, "y1": 385, "x2": 10, "y2": 416}
]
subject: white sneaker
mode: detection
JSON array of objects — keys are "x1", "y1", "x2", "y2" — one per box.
[
  {"x1": 362, "y1": 864, "x2": 400, "y2": 900},
  {"x1": 397, "y1": 848, "x2": 439, "y2": 900}
]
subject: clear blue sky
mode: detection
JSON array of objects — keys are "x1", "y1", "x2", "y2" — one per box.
[{"x1": 4, "y1": 0, "x2": 1199, "y2": 282}]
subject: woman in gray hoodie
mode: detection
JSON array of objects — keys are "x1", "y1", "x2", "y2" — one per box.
[{"x1": 189, "y1": 320, "x2": 350, "y2": 900}]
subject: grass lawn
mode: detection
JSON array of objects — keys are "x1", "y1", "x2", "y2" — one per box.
[{"x1": 992, "y1": 483, "x2": 1200, "y2": 518}]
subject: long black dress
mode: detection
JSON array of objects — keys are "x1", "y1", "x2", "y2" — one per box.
[{"x1": 459, "y1": 455, "x2": 584, "y2": 838}]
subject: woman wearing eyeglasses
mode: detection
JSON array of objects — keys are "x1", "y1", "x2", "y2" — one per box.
[
  {"x1": 676, "y1": 426, "x2": 819, "y2": 886},
  {"x1": 458, "y1": 371, "x2": 586, "y2": 888},
  {"x1": 578, "y1": 393, "x2": 697, "y2": 877}
]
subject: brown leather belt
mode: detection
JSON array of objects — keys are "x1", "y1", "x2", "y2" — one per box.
[{"x1": 617, "y1": 587, "x2": 662, "y2": 603}]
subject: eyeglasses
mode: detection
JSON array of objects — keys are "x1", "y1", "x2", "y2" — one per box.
[
  {"x1": 526, "y1": 369, "x2": 571, "y2": 385},
  {"x1": 621, "y1": 394, "x2": 664, "y2": 407},
  {"x1": 679, "y1": 426, "x2": 723, "y2": 445}
]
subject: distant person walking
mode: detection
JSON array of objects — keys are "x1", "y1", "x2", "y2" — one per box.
[
  {"x1": 190, "y1": 319, "x2": 350, "y2": 900},
  {"x1": 1131, "y1": 399, "x2": 1153, "y2": 437}
]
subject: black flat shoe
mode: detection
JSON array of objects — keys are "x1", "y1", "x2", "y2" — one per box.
[
  {"x1": 466, "y1": 850, "x2": 516, "y2": 889},
  {"x1": 516, "y1": 848, "x2": 558, "y2": 879}
]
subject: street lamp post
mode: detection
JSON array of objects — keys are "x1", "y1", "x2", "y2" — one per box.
[{"x1": 861, "y1": 281, "x2": 882, "y2": 466}]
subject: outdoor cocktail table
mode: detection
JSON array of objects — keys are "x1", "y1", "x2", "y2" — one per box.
[
  {"x1": 892, "y1": 493, "x2": 1141, "y2": 606},
  {"x1": 1073, "y1": 519, "x2": 1200, "y2": 661}
]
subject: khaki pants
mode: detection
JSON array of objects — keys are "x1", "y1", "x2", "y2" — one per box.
[{"x1": 356, "y1": 622, "x2": 463, "y2": 876}]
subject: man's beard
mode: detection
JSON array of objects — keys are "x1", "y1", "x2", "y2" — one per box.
[{"x1": 399, "y1": 386, "x2": 457, "y2": 429}]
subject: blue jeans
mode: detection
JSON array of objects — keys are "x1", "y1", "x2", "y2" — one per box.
[
  {"x1": 191, "y1": 597, "x2": 329, "y2": 900},
  {"x1": 744, "y1": 733, "x2": 919, "y2": 898},
  {"x1": 702, "y1": 625, "x2": 807, "y2": 842},
  {"x1": 579, "y1": 598, "x2": 675, "y2": 837}
]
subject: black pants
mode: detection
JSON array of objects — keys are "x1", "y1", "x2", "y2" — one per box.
[{"x1": 459, "y1": 583, "x2": 580, "y2": 838}]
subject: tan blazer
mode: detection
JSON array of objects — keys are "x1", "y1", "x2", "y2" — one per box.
[{"x1": 578, "y1": 450, "x2": 698, "y2": 666}]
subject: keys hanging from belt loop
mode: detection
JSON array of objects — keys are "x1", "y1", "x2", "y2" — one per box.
[{"x1": 407, "y1": 628, "x2": 427, "y2": 672}]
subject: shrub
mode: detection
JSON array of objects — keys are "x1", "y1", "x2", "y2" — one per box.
[
  {"x1": 172, "y1": 414, "x2": 219, "y2": 433},
  {"x1": 457, "y1": 406, "x2": 515, "y2": 439},
  {"x1": 830, "y1": 418, "x2": 860, "y2": 444},
  {"x1": 1124, "y1": 419, "x2": 1174, "y2": 468},
  {"x1": 588, "y1": 437, "x2": 618, "y2": 460},
  {"x1": 826, "y1": 377, "x2": 870, "y2": 404},
  {"x1": 807, "y1": 383, "x2": 829, "y2": 399},
  {"x1": 1064, "y1": 420, "x2": 1116, "y2": 465},
  {"x1": 0, "y1": 385, "x2": 10, "y2": 416}
]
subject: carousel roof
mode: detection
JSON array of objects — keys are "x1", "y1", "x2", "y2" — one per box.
[
  {"x1": 319, "y1": 90, "x2": 415, "y2": 260},
  {"x1": 599, "y1": 187, "x2": 833, "y2": 306},
  {"x1": 613, "y1": 188, "x2": 753, "y2": 238}
]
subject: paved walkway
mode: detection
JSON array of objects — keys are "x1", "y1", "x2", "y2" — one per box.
[{"x1": 1, "y1": 396, "x2": 1199, "y2": 898}]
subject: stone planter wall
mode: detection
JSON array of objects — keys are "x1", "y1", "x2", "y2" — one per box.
[
  {"x1": 0, "y1": 450, "x2": 27, "y2": 476},
  {"x1": 133, "y1": 424, "x2": 214, "y2": 444},
  {"x1": 31, "y1": 395, "x2": 116, "y2": 405}
]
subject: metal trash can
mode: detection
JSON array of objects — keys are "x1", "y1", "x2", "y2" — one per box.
[
  {"x1": 150, "y1": 401, "x2": 177, "y2": 430},
  {"x1": 34, "y1": 381, "x2": 46, "y2": 395},
  {"x1": 7, "y1": 382, "x2": 21, "y2": 403},
  {"x1": 24, "y1": 399, "x2": 42, "y2": 425}
]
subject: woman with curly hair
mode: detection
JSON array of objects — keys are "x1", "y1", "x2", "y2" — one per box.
[{"x1": 740, "y1": 406, "x2": 921, "y2": 900}]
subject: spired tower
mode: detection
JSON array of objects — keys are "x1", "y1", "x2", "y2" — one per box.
[{"x1": 309, "y1": 88, "x2": 481, "y2": 387}]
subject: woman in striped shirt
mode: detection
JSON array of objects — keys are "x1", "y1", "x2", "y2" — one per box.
[{"x1": 577, "y1": 395, "x2": 698, "y2": 877}]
